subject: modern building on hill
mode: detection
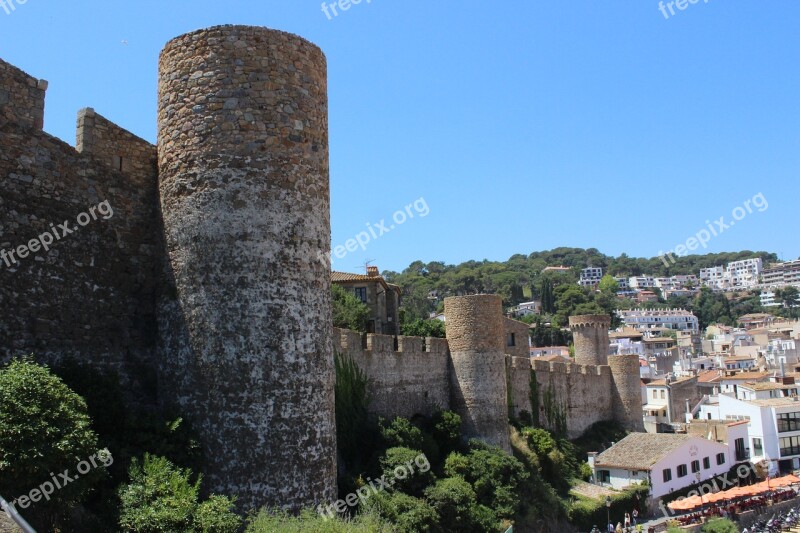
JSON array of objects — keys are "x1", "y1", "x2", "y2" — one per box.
[
  {"x1": 579, "y1": 267, "x2": 603, "y2": 287},
  {"x1": 332, "y1": 266, "x2": 402, "y2": 335},
  {"x1": 618, "y1": 309, "x2": 700, "y2": 335},
  {"x1": 589, "y1": 433, "x2": 733, "y2": 499},
  {"x1": 760, "y1": 259, "x2": 800, "y2": 289},
  {"x1": 509, "y1": 300, "x2": 541, "y2": 317},
  {"x1": 701, "y1": 258, "x2": 763, "y2": 291}
]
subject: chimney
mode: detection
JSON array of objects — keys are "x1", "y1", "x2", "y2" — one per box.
[{"x1": 367, "y1": 266, "x2": 379, "y2": 277}]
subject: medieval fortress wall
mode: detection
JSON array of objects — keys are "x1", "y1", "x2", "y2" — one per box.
[{"x1": 0, "y1": 24, "x2": 642, "y2": 514}]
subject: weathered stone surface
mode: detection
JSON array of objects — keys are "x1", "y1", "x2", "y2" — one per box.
[
  {"x1": 445, "y1": 295, "x2": 511, "y2": 452},
  {"x1": 156, "y1": 25, "x2": 336, "y2": 512},
  {"x1": 569, "y1": 314, "x2": 611, "y2": 366},
  {"x1": 609, "y1": 353, "x2": 645, "y2": 432}
]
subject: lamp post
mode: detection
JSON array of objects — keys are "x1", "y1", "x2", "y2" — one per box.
[{"x1": 606, "y1": 496, "x2": 611, "y2": 531}]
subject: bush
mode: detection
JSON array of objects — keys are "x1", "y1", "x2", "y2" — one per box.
[
  {"x1": 333, "y1": 284, "x2": 371, "y2": 332},
  {"x1": 424, "y1": 477, "x2": 498, "y2": 532},
  {"x1": 118, "y1": 454, "x2": 240, "y2": 532},
  {"x1": 246, "y1": 509, "x2": 392, "y2": 532},
  {"x1": 380, "y1": 417, "x2": 424, "y2": 450},
  {"x1": 0, "y1": 358, "x2": 105, "y2": 529},
  {"x1": 379, "y1": 447, "x2": 435, "y2": 497},
  {"x1": 701, "y1": 518, "x2": 738, "y2": 533},
  {"x1": 443, "y1": 442, "x2": 529, "y2": 520},
  {"x1": 567, "y1": 484, "x2": 649, "y2": 532},
  {"x1": 366, "y1": 491, "x2": 439, "y2": 533},
  {"x1": 431, "y1": 411, "x2": 462, "y2": 454}
]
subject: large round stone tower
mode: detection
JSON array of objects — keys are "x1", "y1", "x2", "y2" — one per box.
[
  {"x1": 609, "y1": 353, "x2": 645, "y2": 432},
  {"x1": 444, "y1": 295, "x2": 511, "y2": 452},
  {"x1": 569, "y1": 315, "x2": 611, "y2": 366},
  {"x1": 156, "y1": 25, "x2": 336, "y2": 511}
]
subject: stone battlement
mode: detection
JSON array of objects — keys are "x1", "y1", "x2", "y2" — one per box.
[
  {"x1": 0, "y1": 58, "x2": 47, "y2": 130},
  {"x1": 531, "y1": 358, "x2": 611, "y2": 378},
  {"x1": 569, "y1": 315, "x2": 612, "y2": 329}
]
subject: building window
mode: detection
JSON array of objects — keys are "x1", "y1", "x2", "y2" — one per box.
[
  {"x1": 677, "y1": 464, "x2": 687, "y2": 478},
  {"x1": 735, "y1": 438, "x2": 748, "y2": 461},
  {"x1": 703, "y1": 457, "x2": 710, "y2": 469},
  {"x1": 716, "y1": 453, "x2": 725, "y2": 465},
  {"x1": 598, "y1": 470, "x2": 610, "y2": 483},
  {"x1": 507, "y1": 333, "x2": 516, "y2": 347},
  {"x1": 777, "y1": 412, "x2": 800, "y2": 433},
  {"x1": 660, "y1": 390, "x2": 665, "y2": 399},
  {"x1": 353, "y1": 287, "x2": 367, "y2": 303},
  {"x1": 652, "y1": 390, "x2": 657, "y2": 399},
  {"x1": 663, "y1": 468, "x2": 672, "y2": 482},
  {"x1": 753, "y1": 438, "x2": 763, "y2": 457},
  {"x1": 780, "y1": 436, "x2": 800, "y2": 457},
  {"x1": 691, "y1": 460, "x2": 700, "y2": 473}
]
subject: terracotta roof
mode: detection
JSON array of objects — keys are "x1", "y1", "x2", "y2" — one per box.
[
  {"x1": 697, "y1": 370, "x2": 722, "y2": 383},
  {"x1": 722, "y1": 372, "x2": 770, "y2": 381},
  {"x1": 643, "y1": 337, "x2": 676, "y2": 343},
  {"x1": 331, "y1": 271, "x2": 401, "y2": 293},
  {"x1": 610, "y1": 327, "x2": 643, "y2": 339},
  {"x1": 594, "y1": 433, "x2": 694, "y2": 470},
  {"x1": 741, "y1": 382, "x2": 796, "y2": 391}
]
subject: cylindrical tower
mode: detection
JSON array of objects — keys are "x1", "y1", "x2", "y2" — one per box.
[
  {"x1": 445, "y1": 295, "x2": 511, "y2": 452},
  {"x1": 609, "y1": 354, "x2": 645, "y2": 432},
  {"x1": 156, "y1": 25, "x2": 335, "y2": 511},
  {"x1": 569, "y1": 315, "x2": 611, "y2": 366}
]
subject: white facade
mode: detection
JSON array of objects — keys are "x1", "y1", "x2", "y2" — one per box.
[
  {"x1": 701, "y1": 259, "x2": 763, "y2": 291},
  {"x1": 629, "y1": 276, "x2": 656, "y2": 289},
  {"x1": 510, "y1": 300, "x2": 541, "y2": 317},
  {"x1": 618, "y1": 308, "x2": 700, "y2": 334},
  {"x1": 579, "y1": 267, "x2": 603, "y2": 287},
  {"x1": 761, "y1": 291, "x2": 781, "y2": 307}
]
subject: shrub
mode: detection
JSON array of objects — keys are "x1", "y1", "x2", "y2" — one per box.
[
  {"x1": 379, "y1": 447, "x2": 435, "y2": 497},
  {"x1": 567, "y1": 484, "x2": 649, "y2": 532},
  {"x1": 246, "y1": 509, "x2": 391, "y2": 532},
  {"x1": 366, "y1": 491, "x2": 439, "y2": 533},
  {"x1": 424, "y1": 477, "x2": 498, "y2": 532},
  {"x1": 0, "y1": 358, "x2": 105, "y2": 529},
  {"x1": 380, "y1": 417, "x2": 424, "y2": 451},
  {"x1": 701, "y1": 518, "x2": 738, "y2": 533},
  {"x1": 118, "y1": 454, "x2": 241, "y2": 532},
  {"x1": 431, "y1": 411, "x2": 462, "y2": 454},
  {"x1": 333, "y1": 284, "x2": 371, "y2": 332},
  {"x1": 443, "y1": 441, "x2": 529, "y2": 520}
]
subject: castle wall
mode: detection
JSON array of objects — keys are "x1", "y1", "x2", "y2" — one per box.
[
  {"x1": 532, "y1": 360, "x2": 615, "y2": 438},
  {"x1": 0, "y1": 59, "x2": 47, "y2": 130},
  {"x1": 156, "y1": 26, "x2": 335, "y2": 512},
  {"x1": 333, "y1": 328, "x2": 450, "y2": 419},
  {"x1": 570, "y1": 315, "x2": 611, "y2": 366},
  {"x1": 0, "y1": 58, "x2": 160, "y2": 394},
  {"x1": 446, "y1": 295, "x2": 511, "y2": 452},
  {"x1": 506, "y1": 355, "x2": 533, "y2": 420}
]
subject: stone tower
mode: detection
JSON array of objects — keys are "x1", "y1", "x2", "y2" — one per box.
[
  {"x1": 156, "y1": 25, "x2": 336, "y2": 511},
  {"x1": 445, "y1": 295, "x2": 511, "y2": 452},
  {"x1": 569, "y1": 315, "x2": 611, "y2": 366},
  {"x1": 609, "y1": 354, "x2": 645, "y2": 432}
]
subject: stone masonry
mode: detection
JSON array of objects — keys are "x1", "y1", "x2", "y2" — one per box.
[{"x1": 570, "y1": 314, "x2": 611, "y2": 366}]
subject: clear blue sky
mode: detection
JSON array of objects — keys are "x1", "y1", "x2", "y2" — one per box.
[{"x1": 2, "y1": 1, "x2": 798, "y2": 273}]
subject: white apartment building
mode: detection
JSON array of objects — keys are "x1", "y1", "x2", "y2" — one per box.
[
  {"x1": 615, "y1": 277, "x2": 630, "y2": 290},
  {"x1": 701, "y1": 258, "x2": 763, "y2": 291},
  {"x1": 579, "y1": 267, "x2": 603, "y2": 287},
  {"x1": 510, "y1": 300, "x2": 541, "y2": 317},
  {"x1": 761, "y1": 259, "x2": 800, "y2": 289},
  {"x1": 761, "y1": 291, "x2": 781, "y2": 308},
  {"x1": 629, "y1": 276, "x2": 656, "y2": 289},
  {"x1": 618, "y1": 308, "x2": 700, "y2": 334}
]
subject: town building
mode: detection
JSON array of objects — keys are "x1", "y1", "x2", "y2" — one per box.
[
  {"x1": 589, "y1": 433, "x2": 733, "y2": 499},
  {"x1": 332, "y1": 267, "x2": 402, "y2": 335},
  {"x1": 643, "y1": 375, "x2": 701, "y2": 433},
  {"x1": 579, "y1": 267, "x2": 604, "y2": 288},
  {"x1": 509, "y1": 300, "x2": 541, "y2": 317},
  {"x1": 530, "y1": 346, "x2": 571, "y2": 358},
  {"x1": 618, "y1": 309, "x2": 700, "y2": 335}
]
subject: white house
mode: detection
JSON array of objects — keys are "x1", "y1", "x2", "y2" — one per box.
[
  {"x1": 579, "y1": 267, "x2": 603, "y2": 287},
  {"x1": 590, "y1": 433, "x2": 732, "y2": 499}
]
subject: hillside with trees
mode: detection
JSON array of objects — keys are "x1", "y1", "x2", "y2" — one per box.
[{"x1": 383, "y1": 248, "x2": 781, "y2": 330}]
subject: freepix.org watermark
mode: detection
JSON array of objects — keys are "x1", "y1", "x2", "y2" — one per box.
[
  {"x1": 321, "y1": 0, "x2": 372, "y2": 20},
  {"x1": 9, "y1": 449, "x2": 113, "y2": 510},
  {"x1": 318, "y1": 197, "x2": 430, "y2": 269},
  {"x1": 658, "y1": 0, "x2": 709, "y2": 20},
  {"x1": 658, "y1": 192, "x2": 768, "y2": 268},
  {"x1": 0, "y1": 0, "x2": 30, "y2": 16},
  {"x1": 317, "y1": 453, "x2": 430, "y2": 520},
  {"x1": 0, "y1": 200, "x2": 114, "y2": 270},
  {"x1": 657, "y1": 462, "x2": 756, "y2": 519}
]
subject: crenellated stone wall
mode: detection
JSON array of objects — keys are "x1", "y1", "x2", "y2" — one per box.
[{"x1": 333, "y1": 328, "x2": 450, "y2": 419}]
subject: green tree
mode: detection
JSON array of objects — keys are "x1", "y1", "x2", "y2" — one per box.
[
  {"x1": 779, "y1": 286, "x2": 800, "y2": 318},
  {"x1": 379, "y1": 447, "x2": 435, "y2": 497},
  {"x1": 400, "y1": 318, "x2": 446, "y2": 338},
  {"x1": 0, "y1": 359, "x2": 105, "y2": 529},
  {"x1": 366, "y1": 491, "x2": 438, "y2": 533},
  {"x1": 693, "y1": 287, "x2": 734, "y2": 329},
  {"x1": 118, "y1": 454, "x2": 240, "y2": 533},
  {"x1": 598, "y1": 275, "x2": 619, "y2": 294},
  {"x1": 424, "y1": 477, "x2": 497, "y2": 532},
  {"x1": 700, "y1": 518, "x2": 738, "y2": 533},
  {"x1": 332, "y1": 284, "x2": 371, "y2": 332},
  {"x1": 335, "y1": 354, "x2": 372, "y2": 468}
]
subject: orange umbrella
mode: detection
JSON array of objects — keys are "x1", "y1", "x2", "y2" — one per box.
[{"x1": 668, "y1": 495, "x2": 704, "y2": 510}]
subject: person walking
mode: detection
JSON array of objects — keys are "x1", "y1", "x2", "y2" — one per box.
[
  {"x1": 632, "y1": 508, "x2": 638, "y2": 526},
  {"x1": 624, "y1": 512, "x2": 631, "y2": 528}
]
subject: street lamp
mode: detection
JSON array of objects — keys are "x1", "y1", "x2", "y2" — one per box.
[{"x1": 606, "y1": 496, "x2": 611, "y2": 531}]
